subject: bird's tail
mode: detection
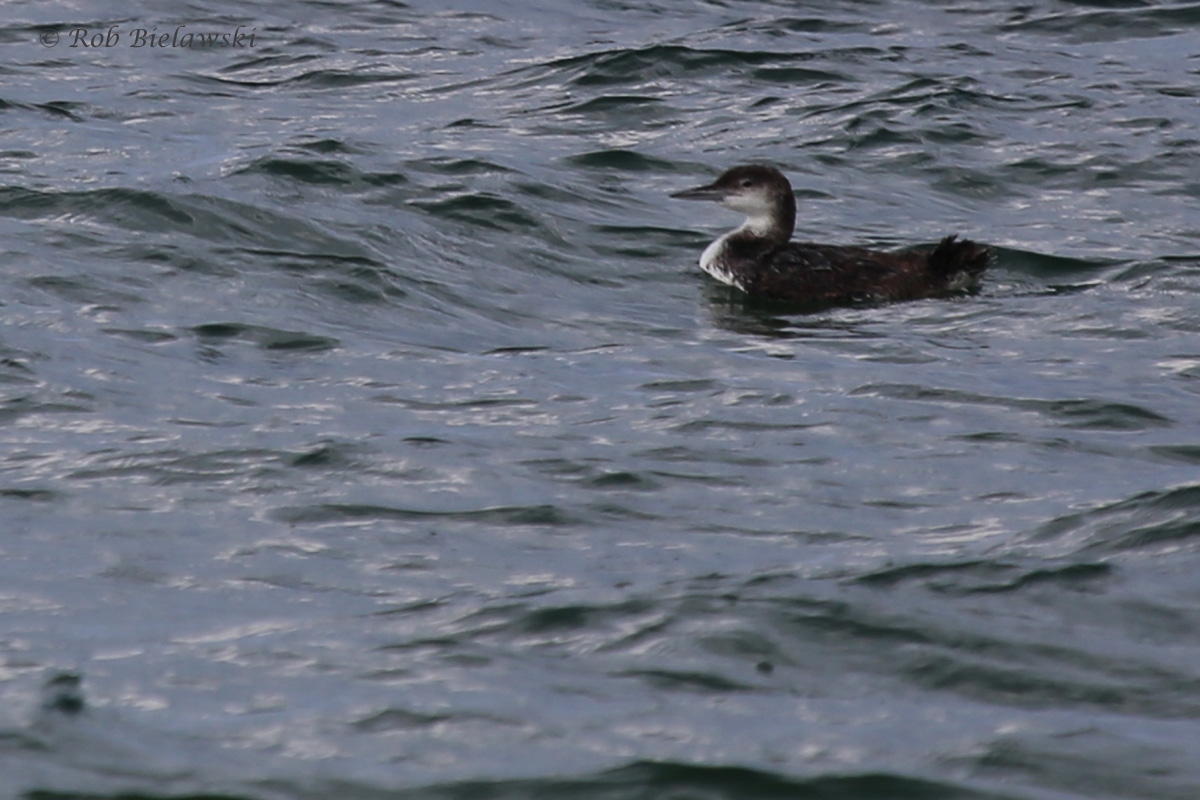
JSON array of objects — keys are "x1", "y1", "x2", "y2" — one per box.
[{"x1": 927, "y1": 235, "x2": 992, "y2": 281}]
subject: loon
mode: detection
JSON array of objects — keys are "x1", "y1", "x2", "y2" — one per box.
[{"x1": 671, "y1": 165, "x2": 991, "y2": 304}]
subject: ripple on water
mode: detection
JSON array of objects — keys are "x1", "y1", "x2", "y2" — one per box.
[
  {"x1": 269, "y1": 502, "x2": 578, "y2": 528},
  {"x1": 1024, "y1": 483, "x2": 1200, "y2": 557},
  {"x1": 999, "y1": 4, "x2": 1200, "y2": 43},
  {"x1": 851, "y1": 383, "x2": 1174, "y2": 431}
]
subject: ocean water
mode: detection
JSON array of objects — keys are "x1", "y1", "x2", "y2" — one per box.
[{"x1": 1, "y1": 0, "x2": 1199, "y2": 798}]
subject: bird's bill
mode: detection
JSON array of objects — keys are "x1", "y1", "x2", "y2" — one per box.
[{"x1": 670, "y1": 182, "x2": 724, "y2": 201}]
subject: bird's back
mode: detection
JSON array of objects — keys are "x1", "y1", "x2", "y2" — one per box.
[{"x1": 734, "y1": 236, "x2": 989, "y2": 304}]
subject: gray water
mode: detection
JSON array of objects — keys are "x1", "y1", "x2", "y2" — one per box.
[{"x1": 1, "y1": 1, "x2": 1199, "y2": 798}]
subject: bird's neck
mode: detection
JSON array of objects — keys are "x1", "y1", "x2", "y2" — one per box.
[
  {"x1": 736, "y1": 202, "x2": 794, "y2": 248},
  {"x1": 735, "y1": 191, "x2": 795, "y2": 248}
]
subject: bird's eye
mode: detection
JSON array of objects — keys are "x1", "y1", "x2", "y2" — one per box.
[{"x1": 740, "y1": 179, "x2": 754, "y2": 188}]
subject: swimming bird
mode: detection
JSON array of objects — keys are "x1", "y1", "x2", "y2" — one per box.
[{"x1": 671, "y1": 165, "x2": 991, "y2": 305}]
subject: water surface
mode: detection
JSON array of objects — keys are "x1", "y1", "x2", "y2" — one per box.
[{"x1": 1, "y1": 1, "x2": 1199, "y2": 798}]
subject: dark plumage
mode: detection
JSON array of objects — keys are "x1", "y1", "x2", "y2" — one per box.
[{"x1": 671, "y1": 165, "x2": 991, "y2": 305}]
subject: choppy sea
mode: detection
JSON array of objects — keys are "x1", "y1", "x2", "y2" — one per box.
[{"x1": 2, "y1": 1, "x2": 1199, "y2": 798}]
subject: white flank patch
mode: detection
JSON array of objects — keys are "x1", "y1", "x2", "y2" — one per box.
[
  {"x1": 944, "y1": 270, "x2": 978, "y2": 292},
  {"x1": 698, "y1": 232, "x2": 744, "y2": 290}
]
